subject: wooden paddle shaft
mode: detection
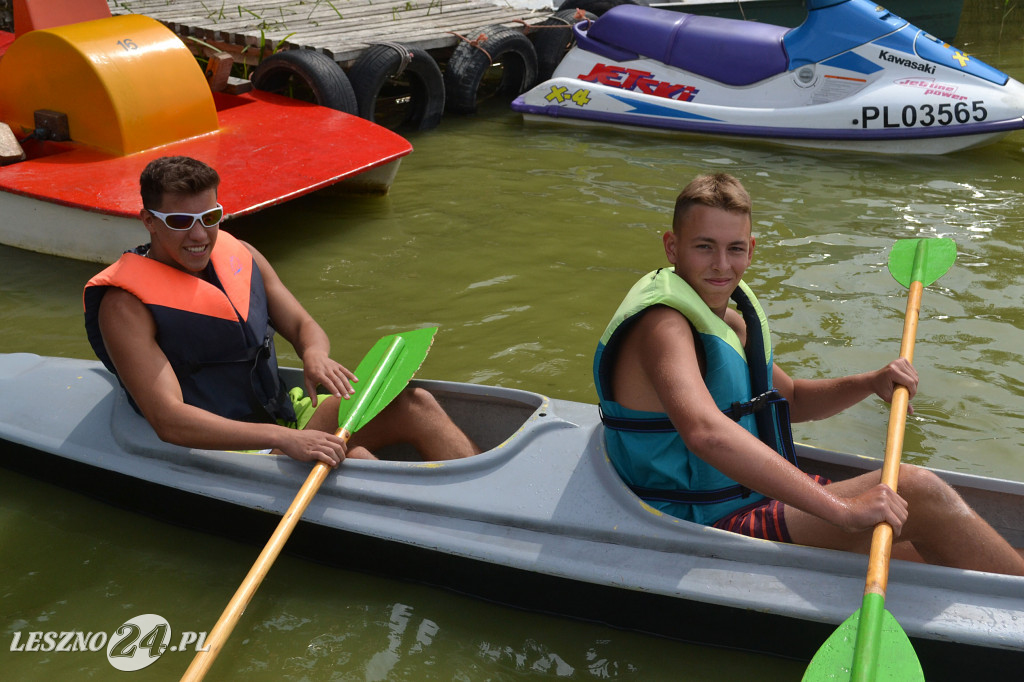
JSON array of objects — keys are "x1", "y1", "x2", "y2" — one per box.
[
  {"x1": 864, "y1": 279, "x2": 922, "y2": 598},
  {"x1": 179, "y1": 458, "x2": 334, "y2": 681},
  {"x1": 181, "y1": 337, "x2": 405, "y2": 681}
]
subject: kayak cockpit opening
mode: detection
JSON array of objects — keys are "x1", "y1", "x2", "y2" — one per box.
[
  {"x1": 372, "y1": 379, "x2": 546, "y2": 461},
  {"x1": 275, "y1": 367, "x2": 548, "y2": 462}
]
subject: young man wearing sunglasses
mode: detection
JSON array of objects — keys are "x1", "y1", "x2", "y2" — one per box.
[{"x1": 84, "y1": 156, "x2": 479, "y2": 465}]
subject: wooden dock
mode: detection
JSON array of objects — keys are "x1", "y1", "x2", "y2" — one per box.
[
  {"x1": 100, "y1": 0, "x2": 552, "y2": 66},
  {"x1": 0, "y1": 0, "x2": 576, "y2": 130}
]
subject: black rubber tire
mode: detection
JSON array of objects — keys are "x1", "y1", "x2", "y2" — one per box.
[
  {"x1": 530, "y1": 8, "x2": 599, "y2": 82},
  {"x1": 443, "y1": 26, "x2": 538, "y2": 115},
  {"x1": 556, "y1": 0, "x2": 636, "y2": 17},
  {"x1": 348, "y1": 43, "x2": 445, "y2": 131},
  {"x1": 252, "y1": 50, "x2": 359, "y2": 115}
]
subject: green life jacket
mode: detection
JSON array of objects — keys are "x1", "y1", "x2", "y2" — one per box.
[{"x1": 593, "y1": 268, "x2": 797, "y2": 525}]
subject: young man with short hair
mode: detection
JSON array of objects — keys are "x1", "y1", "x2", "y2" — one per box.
[{"x1": 594, "y1": 172, "x2": 1024, "y2": 575}]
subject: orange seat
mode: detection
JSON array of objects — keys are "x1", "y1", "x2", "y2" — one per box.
[
  {"x1": 0, "y1": 15, "x2": 219, "y2": 156},
  {"x1": 13, "y1": 0, "x2": 112, "y2": 37}
]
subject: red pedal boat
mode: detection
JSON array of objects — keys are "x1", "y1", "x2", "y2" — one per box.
[{"x1": 0, "y1": 1, "x2": 412, "y2": 263}]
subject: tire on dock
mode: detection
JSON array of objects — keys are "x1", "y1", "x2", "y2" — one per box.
[
  {"x1": 443, "y1": 26, "x2": 538, "y2": 115},
  {"x1": 252, "y1": 50, "x2": 358, "y2": 115},
  {"x1": 348, "y1": 43, "x2": 445, "y2": 131},
  {"x1": 530, "y1": 8, "x2": 598, "y2": 82}
]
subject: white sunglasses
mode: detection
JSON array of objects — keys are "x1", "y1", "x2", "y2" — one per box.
[{"x1": 147, "y1": 204, "x2": 224, "y2": 231}]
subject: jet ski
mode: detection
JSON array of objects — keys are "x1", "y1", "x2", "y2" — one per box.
[{"x1": 511, "y1": 0, "x2": 1024, "y2": 154}]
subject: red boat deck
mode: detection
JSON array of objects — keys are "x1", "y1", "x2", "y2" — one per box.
[{"x1": 0, "y1": 87, "x2": 411, "y2": 218}]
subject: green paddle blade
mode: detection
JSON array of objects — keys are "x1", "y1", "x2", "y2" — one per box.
[
  {"x1": 336, "y1": 327, "x2": 437, "y2": 434},
  {"x1": 888, "y1": 238, "x2": 957, "y2": 288},
  {"x1": 803, "y1": 600, "x2": 924, "y2": 682}
]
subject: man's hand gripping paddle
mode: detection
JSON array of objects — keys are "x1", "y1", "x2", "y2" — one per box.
[
  {"x1": 803, "y1": 238, "x2": 956, "y2": 682},
  {"x1": 180, "y1": 327, "x2": 437, "y2": 681}
]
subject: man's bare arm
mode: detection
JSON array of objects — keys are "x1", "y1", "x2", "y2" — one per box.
[
  {"x1": 623, "y1": 307, "x2": 908, "y2": 534},
  {"x1": 772, "y1": 359, "x2": 918, "y2": 423},
  {"x1": 242, "y1": 241, "x2": 357, "y2": 404},
  {"x1": 97, "y1": 288, "x2": 346, "y2": 465}
]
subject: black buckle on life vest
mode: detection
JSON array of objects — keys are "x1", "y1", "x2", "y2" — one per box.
[{"x1": 725, "y1": 389, "x2": 782, "y2": 422}]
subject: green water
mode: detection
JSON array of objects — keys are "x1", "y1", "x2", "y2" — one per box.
[{"x1": 4, "y1": 4, "x2": 1024, "y2": 679}]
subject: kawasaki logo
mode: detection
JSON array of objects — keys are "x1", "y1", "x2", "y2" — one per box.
[{"x1": 878, "y1": 50, "x2": 936, "y2": 74}]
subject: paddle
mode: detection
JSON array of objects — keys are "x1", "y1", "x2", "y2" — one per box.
[
  {"x1": 803, "y1": 237, "x2": 956, "y2": 682},
  {"x1": 180, "y1": 326, "x2": 437, "y2": 681}
]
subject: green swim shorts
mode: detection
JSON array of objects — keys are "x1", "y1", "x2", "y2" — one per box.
[{"x1": 234, "y1": 388, "x2": 334, "y2": 454}]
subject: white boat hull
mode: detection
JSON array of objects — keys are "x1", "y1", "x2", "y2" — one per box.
[
  {"x1": 512, "y1": 2, "x2": 1024, "y2": 153},
  {"x1": 2, "y1": 191, "x2": 150, "y2": 263},
  {"x1": 0, "y1": 157, "x2": 402, "y2": 265}
]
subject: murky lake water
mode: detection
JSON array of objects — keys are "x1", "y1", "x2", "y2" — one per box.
[{"x1": 3, "y1": 3, "x2": 1024, "y2": 679}]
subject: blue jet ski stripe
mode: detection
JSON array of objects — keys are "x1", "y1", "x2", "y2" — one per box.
[
  {"x1": 609, "y1": 93, "x2": 721, "y2": 121},
  {"x1": 821, "y1": 52, "x2": 883, "y2": 75}
]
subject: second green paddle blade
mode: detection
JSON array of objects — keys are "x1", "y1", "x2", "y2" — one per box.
[
  {"x1": 803, "y1": 606, "x2": 924, "y2": 682},
  {"x1": 888, "y1": 237, "x2": 957, "y2": 288}
]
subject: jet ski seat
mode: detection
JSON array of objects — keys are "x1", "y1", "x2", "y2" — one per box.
[{"x1": 576, "y1": 5, "x2": 790, "y2": 87}]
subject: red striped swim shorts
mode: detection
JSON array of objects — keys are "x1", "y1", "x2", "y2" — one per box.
[{"x1": 711, "y1": 474, "x2": 831, "y2": 543}]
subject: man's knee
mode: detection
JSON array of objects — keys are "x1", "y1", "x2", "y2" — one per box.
[
  {"x1": 394, "y1": 386, "x2": 443, "y2": 417},
  {"x1": 897, "y1": 463, "x2": 939, "y2": 490},
  {"x1": 898, "y1": 464, "x2": 963, "y2": 508}
]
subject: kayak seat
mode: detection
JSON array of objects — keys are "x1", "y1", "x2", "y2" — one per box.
[
  {"x1": 577, "y1": 5, "x2": 789, "y2": 87},
  {"x1": 0, "y1": 15, "x2": 218, "y2": 156}
]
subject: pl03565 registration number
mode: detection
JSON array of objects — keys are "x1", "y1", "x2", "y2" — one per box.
[{"x1": 859, "y1": 101, "x2": 988, "y2": 128}]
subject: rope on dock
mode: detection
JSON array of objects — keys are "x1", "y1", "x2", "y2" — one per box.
[
  {"x1": 446, "y1": 30, "x2": 493, "y2": 63},
  {"x1": 368, "y1": 41, "x2": 413, "y2": 76},
  {"x1": 519, "y1": 7, "x2": 589, "y2": 34}
]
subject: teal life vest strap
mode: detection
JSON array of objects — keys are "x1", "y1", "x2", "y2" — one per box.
[
  {"x1": 599, "y1": 388, "x2": 784, "y2": 431},
  {"x1": 732, "y1": 285, "x2": 797, "y2": 465}
]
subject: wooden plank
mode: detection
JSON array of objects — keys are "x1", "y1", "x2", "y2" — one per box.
[
  {"x1": 264, "y1": 11, "x2": 540, "y2": 39},
  {"x1": 317, "y1": 15, "x2": 540, "y2": 47},
  {"x1": 178, "y1": 5, "x2": 528, "y2": 42},
  {"x1": 268, "y1": 9, "x2": 541, "y2": 45},
  {"x1": 108, "y1": 0, "x2": 546, "y2": 59},
  {"x1": 111, "y1": 0, "x2": 527, "y2": 30},
  {"x1": 106, "y1": 0, "x2": 552, "y2": 67}
]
